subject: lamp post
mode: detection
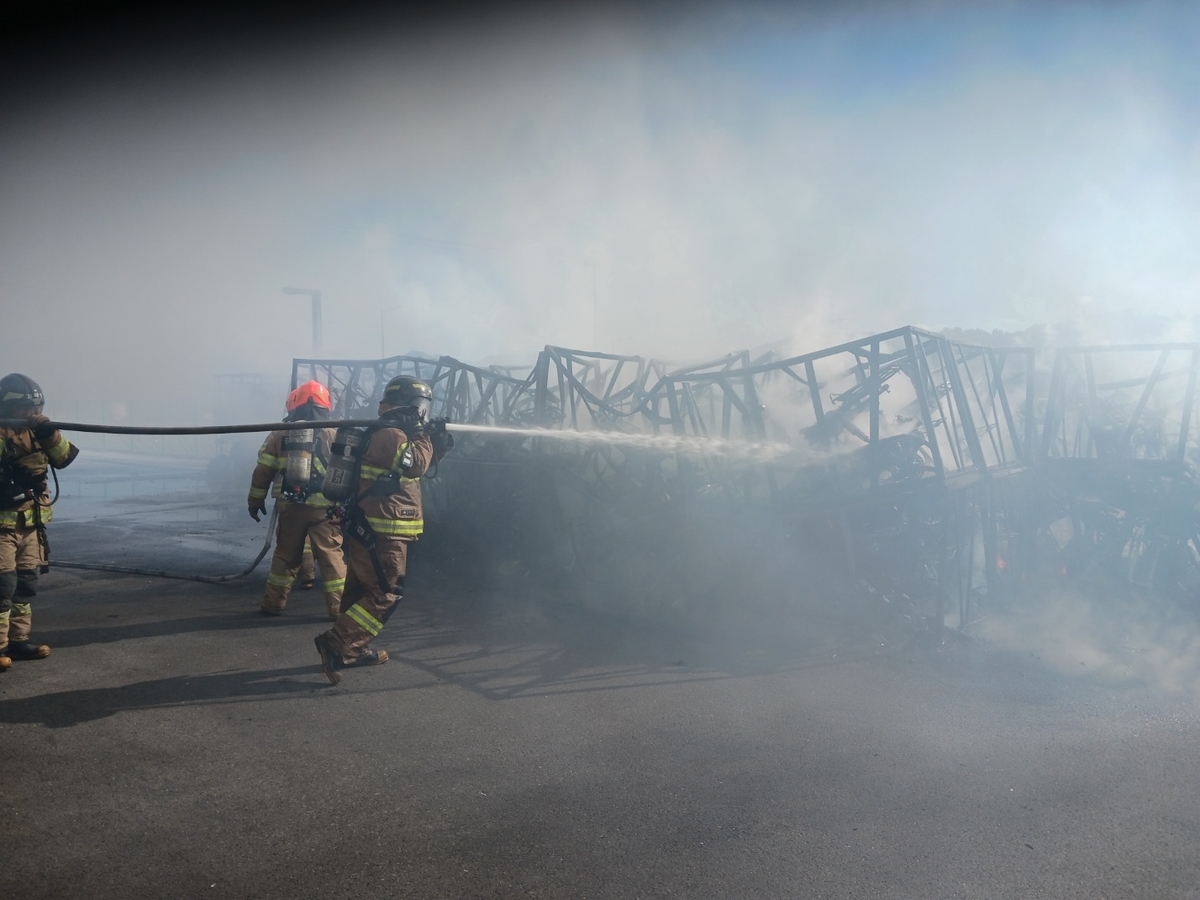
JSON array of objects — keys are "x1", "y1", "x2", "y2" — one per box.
[
  {"x1": 380, "y1": 304, "x2": 403, "y2": 358},
  {"x1": 283, "y1": 287, "x2": 322, "y2": 357}
]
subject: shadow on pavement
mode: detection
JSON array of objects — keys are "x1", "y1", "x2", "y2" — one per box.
[
  {"x1": 0, "y1": 665, "x2": 327, "y2": 728},
  {"x1": 41, "y1": 612, "x2": 331, "y2": 648},
  {"x1": 349, "y1": 598, "x2": 906, "y2": 703},
  {"x1": 21, "y1": 591, "x2": 921, "y2": 721}
]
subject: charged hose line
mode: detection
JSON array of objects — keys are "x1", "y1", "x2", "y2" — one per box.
[{"x1": 0, "y1": 418, "x2": 384, "y2": 435}]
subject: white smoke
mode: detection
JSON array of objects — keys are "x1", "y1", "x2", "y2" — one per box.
[{"x1": 2, "y1": 2, "x2": 1199, "y2": 423}]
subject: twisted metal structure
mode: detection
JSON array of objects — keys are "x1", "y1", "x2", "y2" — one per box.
[{"x1": 293, "y1": 329, "x2": 1200, "y2": 635}]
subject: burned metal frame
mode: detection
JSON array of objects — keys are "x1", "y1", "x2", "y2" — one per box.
[
  {"x1": 292, "y1": 354, "x2": 536, "y2": 424},
  {"x1": 1032, "y1": 343, "x2": 1200, "y2": 604},
  {"x1": 292, "y1": 331, "x2": 1200, "y2": 634},
  {"x1": 1040, "y1": 344, "x2": 1200, "y2": 467}
]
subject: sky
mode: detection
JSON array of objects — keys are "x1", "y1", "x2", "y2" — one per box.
[{"x1": 2, "y1": 0, "x2": 1200, "y2": 421}]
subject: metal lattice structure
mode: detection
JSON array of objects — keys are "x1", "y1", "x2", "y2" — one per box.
[
  {"x1": 291, "y1": 330, "x2": 1200, "y2": 635},
  {"x1": 1041, "y1": 344, "x2": 1200, "y2": 467}
]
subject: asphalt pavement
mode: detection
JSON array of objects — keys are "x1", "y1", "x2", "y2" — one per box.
[{"x1": 3, "y1": 454, "x2": 1200, "y2": 899}]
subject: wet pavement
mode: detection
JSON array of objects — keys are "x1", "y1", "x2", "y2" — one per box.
[{"x1": 3, "y1": 454, "x2": 1200, "y2": 899}]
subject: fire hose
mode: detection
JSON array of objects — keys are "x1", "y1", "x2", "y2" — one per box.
[
  {"x1": 53, "y1": 502, "x2": 281, "y2": 584},
  {"x1": 0, "y1": 417, "x2": 430, "y2": 585}
]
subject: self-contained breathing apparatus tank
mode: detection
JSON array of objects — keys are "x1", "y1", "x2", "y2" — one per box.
[
  {"x1": 280, "y1": 381, "x2": 332, "y2": 503},
  {"x1": 321, "y1": 426, "x2": 364, "y2": 504},
  {"x1": 281, "y1": 428, "x2": 315, "y2": 502}
]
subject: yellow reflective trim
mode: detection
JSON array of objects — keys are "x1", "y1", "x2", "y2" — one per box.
[
  {"x1": 258, "y1": 453, "x2": 284, "y2": 468},
  {"x1": 248, "y1": 487, "x2": 269, "y2": 499},
  {"x1": 322, "y1": 578, "x2": 346, "y2": 591},
  {"x1": 0, "y1": 507, "x2": 53, "y2": 527},
  {"x1": 11, "y1": 602, "x2": 31, "y2": 615},
  {"x1": 266, "y1": 573, "x2": 293, "y2": 587},
  {"x1": 0, "y1": 610, "x2": 8, "y2": 621},
  {"x1": 365, "y1": 516, "x2": 423, "y2": 536},
  {"x1": 359, "y1": 464, "x2": 389, "y2": 480},
  {"x1": 345, "y1": 604, "x2": 383, "y2": 636},
  {"x1": 303, "y1": 495, "x2": 332, "y2": 507},
  {"x1": 47, "y1": 438, "x2": 72, "y2": 464}
]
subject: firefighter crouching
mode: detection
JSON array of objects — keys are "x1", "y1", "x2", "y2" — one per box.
[
  {"x1": 248, "y1": 381, "x2": 346, "y2": 620},
  {"x1": 314, "y1": 375, "x2": 453, "y2": 685},
  {"x1": 0, "y1": 374, "x2": 79, "y2": 671}
]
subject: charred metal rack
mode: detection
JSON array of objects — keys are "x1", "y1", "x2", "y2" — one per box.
[
  {"x1": 1034, "y1": 344, "x2": 1200, "y2": 601},
  {"x1": 294, "y1": 330, "x2": 1200, "y2": 633}
]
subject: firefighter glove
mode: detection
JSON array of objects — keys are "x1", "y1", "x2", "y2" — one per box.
[
  {"x1": 432, "y1": 428, "x2": 454, "y2": 453},
  {"x1": 248, "y1": 501, "x2": 266, "y2": 522},
  {"x1": 28, "y1": 414, "x2": 56, "y2": 441}
]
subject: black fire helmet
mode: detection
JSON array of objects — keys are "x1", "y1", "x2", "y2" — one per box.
[
  {"x1": 0, "y1": 373, "x2": 45, "y2": 417},
  {"x1": 381, "y1": 375, "x2": 433, "y2": 418}
]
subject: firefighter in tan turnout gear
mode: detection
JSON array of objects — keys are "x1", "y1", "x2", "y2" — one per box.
[
  {"x1": 314, "y1": 375, "x2": 452, "y2": 684},
  {"x1": 0, "y1": 374, "x2": 79, "y2": 671},
  {"x1": 248, "y1": 381, "x2": 346, "y2": 619}
]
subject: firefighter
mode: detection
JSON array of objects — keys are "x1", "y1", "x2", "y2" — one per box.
[
  {"x1": 248, "y1": 381, "x2": 346, "y2": 620},
  {"x1": 313, "y1": 375, "x2": 453, "y2": 684},
  {"x1": 0, "y1": 374, "x2": 79, "y2": 671}
]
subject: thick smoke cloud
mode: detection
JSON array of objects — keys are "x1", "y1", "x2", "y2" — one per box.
[{"x1": 2, "y1": 2, "x2": 1199, "y2": 424}]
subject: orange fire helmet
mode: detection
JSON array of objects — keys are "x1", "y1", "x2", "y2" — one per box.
[{"x1": 286, "y1": 381, "x2": 332, "y2": 412}]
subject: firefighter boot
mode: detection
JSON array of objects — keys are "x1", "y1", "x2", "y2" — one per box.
[
  {"x1": 314, "y1": 633, "x2": 343, "y2": 685},
  {"x1": 0, "y1": 649, "x2": 11, "y2": 671},
  {"x1": 7, "y1": 640, "x2": 50, "y2": 660},
  {"x1": 344, "y1": 648, "x2": 388, "y2": 668}
]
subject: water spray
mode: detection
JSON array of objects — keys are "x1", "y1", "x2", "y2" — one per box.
[{"x1": 448, "y1": 423, "x2": 804, "y2": 463}]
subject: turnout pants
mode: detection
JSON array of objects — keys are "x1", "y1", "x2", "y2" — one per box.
[
  {"x1": 262, "y1": 504, "x2": 346, "y2": 617},
  {"x1": 0, "y1": 523, "x2": 44, "y2": 648},
  {"x1": 298, "y1": 537, "x2": 315, "y2": 585},
  {"x1": 323, "y1": 535, "x2": 408, "y2": 663}
]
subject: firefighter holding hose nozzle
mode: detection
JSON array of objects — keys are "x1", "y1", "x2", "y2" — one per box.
[
  {"x1": 247, "y1": 381, "x2": 347, "y2": 619},
  {"x1": 0, "y1": 374, "x2": 79, "y2": 671},
  {"x1": 313, "y1": 375, "x2": 453, "y2": 685}
]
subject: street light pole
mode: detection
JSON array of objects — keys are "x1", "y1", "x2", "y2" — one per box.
[{"x1": 282, "y1": 287, "x2": 322, "y2": 357}]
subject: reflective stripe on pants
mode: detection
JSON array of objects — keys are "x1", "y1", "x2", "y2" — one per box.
[{"x1": 323, "y1": 536, "x2": 408, "y2": 663}]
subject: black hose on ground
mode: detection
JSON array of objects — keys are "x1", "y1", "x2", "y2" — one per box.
[{"x1": 52, "y1": 502, "x2": 281, "y2": 584}]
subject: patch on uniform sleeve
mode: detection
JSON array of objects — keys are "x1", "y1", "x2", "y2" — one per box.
[{"x1": 397, "y1": 509, "x2": 418, "y2": 519}]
